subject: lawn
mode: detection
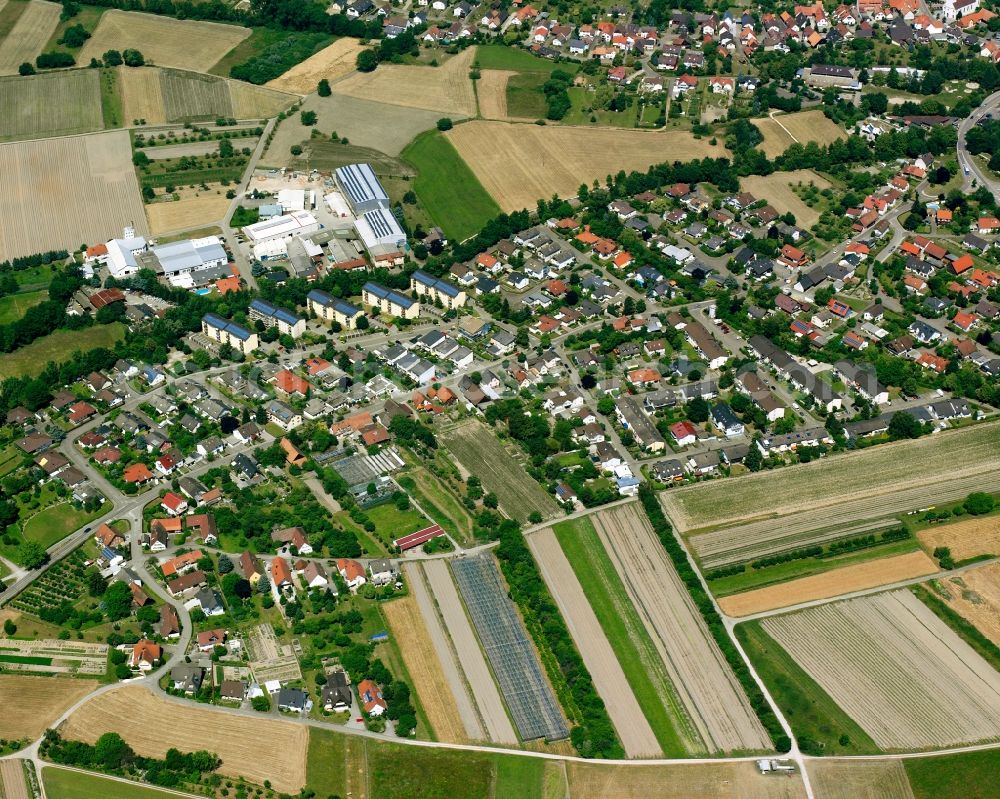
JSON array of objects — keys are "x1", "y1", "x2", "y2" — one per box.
[
  {"x1": 0, "y1": 288, "x2": 47, "y2": 324},
  {"x1": 563, "y1": 86, "x2": 639, "y2": 128},
  {"x1": 475, "y1": 44, "x2": 575, "y2": 74},
  {"x1": 0, "y1": 653, "x2": 53, "y2": 665},
  {"x1": 0, "y1": 323, "x2": 125, "y2": 379},
  {"x1": 401, "y1": 130, "x2": 501, "y2": 241},
  {"x1": 0, "y1": 446, "x2": 22, "y2": 477},
  {"x1": 505, "y1": 72, "x2": 548, "y2": 118},
  {"x1": 707, "y1": 537, "x2": 921, "y2": 596},
  {"x1": 494, "y1": 755, "x2": 546, "y2": 799},
  {"x1": 364, "y1": 500, "x2": 428, "y2": 542},
  {"x1": 904, "y1": 749, "x2": 1000, "y2": 799},
  {"x1": 20, "y1": 502, "x2": 105, "y2": 549},
  {"x1": 397, "y1": 458, "x2": 475, "y2": 544},
  {"x1": 43, "y1": 767, "x2": 183, "y2": 799},
  {"x1": 735, "y1": 620, "x2": 879, "y2": 756},
  {"x1": 14, "y1": 263, "x2": 55, "y2": 290},
  {"x1": 368, "y1": 739, "x2": 494, "y2": 799},
  {"x1": 553, "y1": 516, "x2": 696, "y2": 756},
  {"x1": 305, "y1": 727, "x2": 347, "y2": 796}
]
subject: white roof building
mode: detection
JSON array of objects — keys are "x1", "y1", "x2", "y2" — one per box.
[
  {"x1": 335, "y1": 163, "x2": 390, "y2": 214},
  {"x1": 154, "y1": 236, "x2": 228, "y2": 285},
  {"x1": 106, "y1": 235, "x2": 148, "y2": 278},
  {"x1": 355, "y1": 207, "x2": 406, "y2": 257},
  {"x1": 243, "y1": 211, "x2": 319, "y2": 244},
  {"x1": 277, "y1": 188, "x2": 314, "y2": 213}
]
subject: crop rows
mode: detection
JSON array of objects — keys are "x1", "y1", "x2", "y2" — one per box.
[{"x1": 11, "y1": 551, "x2": 89, "y2": 617}]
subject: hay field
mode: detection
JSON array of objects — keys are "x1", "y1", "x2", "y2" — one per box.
[
  {"x1": 718, "y1": 551, "x2": 938, "y2": 617},
  {"x1": 79, "y1": 10, "x2": 249, "y2": 72},
  {"x1": 266, "y1": 37, "x2": 366, "y2": 94},
  {"x1": 61, "y1": 686, "x2": 307, "y2": 792},
  {"x1": 0, "y1": 675, "x2": 97, "y2": 739},
  {"x1": 478, "y1": 69, "x2": 516, "y2": 119},
  {"x1": 447, "y1": 121, "x2": 727, "y2": 211},
  {"x1": 146, "y1": 194, "x2": 231, "y2": 235},
  {"x1": 118, "y1": 66, "x2": 164, "y2": 123},
  {"x1": 756, "y1": 110, "x2": 846, "y2": 158},
  {"x1": 566, "y1": 761, "x2": 806, "y2": 799},
  {"x1": 0, "y1": 70, "x2": 102, "y2": 140},
  {"x1": 593, "y1": 504, "x2": 770, "y2": 753},
  {"x1": 762, "y1": 590, "x2": 1000, "y2": 749},
  {"x1": 264, "y1": 93, "x2": 441, "y2": 163},
  {"x1": 740, "y1": 170, "x2": 831, "y2": 229},
  {"x1": 383, "y1": 593, "x2": 470, "y2": 744},
  {"x1": 935, "y1": 563, "x2": 1000, "y2": 646},
  {"x1": 230, "y1": 79, "x2": 295, "y2": 119},
  {"x1": 0, "y1": 0, "x2": 59, "y2": 75},
  {"x1": 333, "y1": 46, "x2": 476, "y2": 117},
  {"x1": 0, "y1": 130, "x2": 148, "y2": 261},
  {"x1": 665, "y1": 421, "x2": 1000, "y2": 534},
  {"x1": 528, "y1": 528, "x2": 662, "y2": 757},
  {"x1": 809, "y1": 761, "x2": 914, "y2": 799},
  {"x1": 918, "y1": 515, "x2": 1000, "y2": 562},
  {"x1": 442, "y1": 420, "x2": 559, "y2": 523}
]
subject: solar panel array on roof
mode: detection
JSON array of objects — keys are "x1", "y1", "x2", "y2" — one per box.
[
  {"x1": 249, "y1": 298, "x2": 303, "y2": 328},
  {"x1": 412, "y1": 269, "x2": 460, "y2": 298},
  {"x1": 336, "y1": 163, "x2": 390, "y2": 213},
  {"x1": 363, "y1": 282, "x2": 414, "y2": 309},
  {"x1": 203, "y1": 313, "x2": 252, "y2": 341}
]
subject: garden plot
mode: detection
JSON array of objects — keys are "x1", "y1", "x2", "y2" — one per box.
[
  {"x1": 419, "y1": 559, "x2": 516, "y2": 744},
  {"x1": 9, "y1": 549, "x2": 90, "y2": 618},
  {"x1": 762, "y1": 590, "x2": 1000, "y2": 749},
  {"x1": 528, "y1": 528, "x2": 661, "y2": 757},
  {"x1": 0, "y1": 129, "x2": 147, "y2": 261},
  {"x1": 451, "y1": 554, "x2": 568, "y2": 742},
  {"x1": 665, "y1": 421, "x2": 1000, "y2": 534},
  {"x1": 78, "y1": 10, "x2": 250, "y2": 73},
  {"x1": 934, "y1": 562, "x2": 1000, "y2": 646},
  {"x1": 593, "y1": 504, "x2": 770, "y2": 753},
  {"x1": 0, "y1": 638, "x2": 107, "y2": 675},
  {"x1": 0, "y1": 675, "x2": 98, "y2": 740},
  {"x1": 0, "y1": 0, "x2": 59, "y2": 76},
  {"x1": 62, "y1": 686, "x2": 308, "y2": 793},
  {"x1": 244, "y1": 622, "x2": 302, "y2": 683},
  {"x1": 442, "y1": 420, "x2": 558, "y2": 523}
]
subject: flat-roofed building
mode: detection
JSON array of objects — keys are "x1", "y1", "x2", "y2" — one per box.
[
  {"x1": 202, "y1": 313, "x2": 259, "y2": 354},
  {"x1": 410, "y1": 269, "x2": 467, "y2": 309},
  {"x1": 248, "y1": 298, "x2": 306, "y2": 338},
  {"x1": 307, "y1": 289, "x2": 364, "y2": 328},
  {"x1": 243, "y1": 211, "x2": 320, "y2": 259},
  {"x1": 362, "y1": 281, "x2": 419, "y2": 319},
  {"x1": 355, "y1": 207, "x2": 407, "y2": 265},
  {"x1": 153, "y1": 236, "x2": 228, "y2": 287},
  {"x1": 336, "y1": 163, "x2": 390, "y2": 214}
]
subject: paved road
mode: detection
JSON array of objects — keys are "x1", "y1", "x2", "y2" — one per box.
[{"x1": 958, "y1": 90, "x2": 1000, "y2": 198}]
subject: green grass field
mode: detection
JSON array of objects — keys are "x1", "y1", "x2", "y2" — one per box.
[
  {"x1": 43, "y1": 768, "x2": 183, "y2": 799},
  {"x1": 364, "y1": 500, "x2": 428, "y2": 540},
  {"x1": 305, "y1": 727, "x2": 347, "y2": 796},
  {"x1": 21, "y1": 502, "x2": 105, "y2": 549},
  {"x1": 904, "y1": 749, "x2": 1000, "y2": 799},
  {"x1": 100, "y1": 67, "x2": 123, "y2": 128},
  {"x1": 368, "y1": 741, "x2": 493, "y2": 799},
  {"x1": 563, "y1": 86, "x2": 640, "y2": 128},
  {"x1": 0, "y1": 288, "x2": 47, "y2": 324},
  {"x1": 401, "y1": 130, "x2": 501, "y2": 241},
  {"x1": 735, "y1": 620, "x2": 879, "y2": 756},
  {"x1": 707, "y1": 537, "x2": 921, "y2": 596},
  {"x1": 0, "y1": 653, "x2": 53, "y2": 665},
  {"x1": 505, "y1": 72, "x2": 548, "y2": 118},
  {"x1": 14, "y1": 263, "x2": 56, "y2": 290},
  {"x1": 0, "y1": 323, "x2": 124, "y2": 379},
  {"x1": 494, "y1": 755, "x2": 546, "y2": 799},
  {"x1": 552, "y1": 517, "x2": 698, "y2": 756},
  {"x1": 475, "y1": 44, "x2": 576, "y2": 74}
]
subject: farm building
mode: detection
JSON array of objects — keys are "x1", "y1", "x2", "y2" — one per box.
[
  {"x1": 307, "y1": 289, "x2": 364, "y2": 328},
  {"x1": 248, "y1": 298, "x2": 306, "y2": 338},
  {"x1": 202, "y1": 313, "x2": 259, "y2": 354},
  {"x1": 150, "y1": 236, "x2": 228, "y2": 288},
  {"x1": 336, "y1": 163, "x2": 390, "y2": 214}
]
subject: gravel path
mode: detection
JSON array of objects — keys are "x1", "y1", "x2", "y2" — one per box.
[{"x1": 529, "y1": 529, "x2": 662, "y2": 757}]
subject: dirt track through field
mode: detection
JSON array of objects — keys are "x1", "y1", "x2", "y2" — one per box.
[
  {"x1": 0, "y1": 760, "x2": 29, "y2": 799},
  {"x1": 918, "y1": 514, "x2": 1000, "y2": 562},
  {"x1": 718, "y1": 550, "x2": 938, "y2": 617},
  {"x1": 935, "y1": 562, "x2": 1000, "y2": 646},
  {"x1": 383, "y1": 591, "x2": 471, "y2": 744},
  {"x1": 0, "y1": 0, "x2": 59, "y2": 75},
  {"x1": 266, "y1": 38, "x2": 366, "y2": 94},
  {"x1": 809, "y1": 760, "x2": 914, "y2": 799},
  {"x1": 61, "y1": 686, "x2": 308, "y2": 793},
  {"x1": 0, "y1": 675, "x2": 98, "y2": 740},
  {"x1": 477, "y1": 69, "x2": 515, "y2": 119},
  {"x1": 529, "y1": 528, "x2": 661, "y2": 757},
  {"x1": 755, "y1": 109, "x2": 845, "y2": 158},
  {"x1": 447, "y1": 121, "x2": 727, "y2": 212},
  {"x1": 420, "y1": 559, "x2": 517, "y2": 743},
  {"x1": 593, "y1": 505, "x2": 769, "y2": 753},
  {"x1": 763, "y1": 590, "x2": 1000, "y2": 749},
  {"x1": 403, "y1": 562, "x2": 485, "y2": 741}
]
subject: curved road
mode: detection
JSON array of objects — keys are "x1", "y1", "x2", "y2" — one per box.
[{"x1": 958, "y1": 90, "x2": 1000, "y2": 198}]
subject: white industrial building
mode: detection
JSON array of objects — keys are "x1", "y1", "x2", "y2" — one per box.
[
  {"x1": 277, "y1": 188, "x2": 315, "y2": 213},
  {"x1": 154, "y1": 236, "x2": 228, "y2": 288},
  {"x1": 243, "y1": 211, "x2": 320, "y2": 260},
  {"x1": 355, "y1": 208, "x2": 407, "y2": 265},
  {"x1": 105, "y1": 230, "x2": 148, "y2": 278},
  {"x1": 335, "y1": 163, "x2": 390, "y2": 214}
]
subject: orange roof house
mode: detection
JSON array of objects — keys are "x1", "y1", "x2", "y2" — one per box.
[
  {"x1": 271, "y1": 556, "x2": 293, "y2": 587},
  {"x1": 162, "y1": 550, "x2": 204, "y2": 577},
  {"x1": 123, "y1": 463, "x2": 153, "y2": 484},
  {"x1": 950, "y1": 254, "x2": 975, "y2": 274},
  {"x1": 936, "y1": 207, "x2": 953, "y2": 223},
  {"x1": 131, "y1": 639, "x2": 161, "y2": 669},
  {"x1": 274, "y1": 370, "x2": 310, "y2": 397},
  {"x1": 280, "y1": 437, "x2": 307, "y2": 466},
  {"x1": 330, "y1": 412, "x2": 373, "y2": 435}
]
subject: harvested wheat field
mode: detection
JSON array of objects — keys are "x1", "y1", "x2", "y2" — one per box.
[
  {"x1": 62, "y1": 686, "x2": 307, "y2": 792},
  {"x1": 0, "y1": 130, "x2": 148, "y2": 261},
  {"x1": 666, "y1": 421, "x2": 1000, "y2": 534},
  {"x1": 383, "y1": 593, "x2": 470, "y2": 744},
  {"x1": 0, "y1": 760, "x2": 29, "y2": 799},
  {"x1": 478, "y1": 69, "x2": 516, "y2": 119},
  {"x1": 593, "y1": 504, "x2": 770, "y2": 753},
  {"x1": 334, "y1": 47, "x2": 476, "y2": 116},
  {"x1": 718, "y1": 550, "x2": 938, "y2": 617},
  {"x1": 740, "y1": 170, "x2": 831, "y2": 229},
  {"x1": 755, "y1": 110, "x2": 845, "y2": 158},
  {"x1": 118, "y1": 66, "x2": 165, "y2": 124},
  {"x1": 229, "y1": 80, "x2": 296, "y2": 120},
  {"x1": 78, "y1": 10, "x2": 250, "y2": 73},
  {"x1": 0, "y1": 70, "x2": 103, "y2": 140},
  {"x1": 762, "y1": 590, "x2": 1000, "y2": 749},
  {"x1": 918, "y1": 514, "x2": 1000, "y2": 562},
  {"x1": 934, "y1": 562, "x2": 1000, "y2": 646},
  {"x1": 528, "y1": 528, "x2": 661, "y2": 757},
  {"x1": 0, "y1": 675, "x2": 97, "y2": 740},
  {"x1": 809, "y1": 760, "x2": 914, "y2": 799},
  {"x1": 266, "y1": 38, "x2": 367, "y2": 94},
  {"x1": 0, "y1": 0, "x2": 59, "y2": 75},
  {"x1": 567, "y1": 761, "x2": 806, "y2": 799},
  {"x1": 447, "y1": 121, "x2": 726, "y2": 212},
  {"x1": 146, "y1": 193, "x2": 231, "y2": 235}
]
